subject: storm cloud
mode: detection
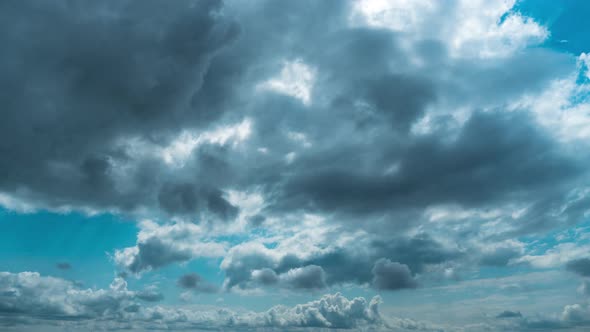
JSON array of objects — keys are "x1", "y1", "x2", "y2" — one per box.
[{"x1": 0, "y1": 0, "x2": 239, "y2": 218}]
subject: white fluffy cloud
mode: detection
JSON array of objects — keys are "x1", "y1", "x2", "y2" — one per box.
[
  {"x1": 515, "y1": 242, "x2": 590, "y2": 269},
  {"x1": 114, "y1": 220, "x2": 227, "y2": 274},
  {"x1": 512, "y1": 54, "x2": 590, "y2": 143},
  {"x1": 0, "y1": 271, "x2": 385, "y2": 330},
  {"x1": 351, "y1": 0, "x2": 548, "y2": 58},
  {"x1": 0, "y1": 272, "x2": 135, "y2": 319}
]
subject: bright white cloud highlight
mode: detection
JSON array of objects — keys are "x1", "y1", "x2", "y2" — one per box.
[
  {"x1": 161, "y1": 118, "x2": 252, "y2": 167},
  {"x1": 351, "y1": 0, "x2": 548, "y2": 58},
  {"x1": 258, "y1": 60, "x2": 316, "y2": 105}
]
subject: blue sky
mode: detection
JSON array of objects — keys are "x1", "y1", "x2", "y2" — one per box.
[{"x1": 1, "y1": 0, "x2": 590, "y2": 331}]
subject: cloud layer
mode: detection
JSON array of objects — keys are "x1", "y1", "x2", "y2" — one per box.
[{"x1": 0, "y1": 272, "x2": 384, "y2": 331}]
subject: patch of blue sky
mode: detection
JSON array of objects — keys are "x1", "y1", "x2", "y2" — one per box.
[
  {"x1": 138, "y1": 258, "x2": 225, "y2": 302},
  {"x1": 518, "y1": 219, "x2": 590, "y2": 256},
  {"x1": 0, "y1": 208, "x2": 137, "y2": 288},
  {"x1": 515, "y1": 0, "x2": 590, "y2": 55}
]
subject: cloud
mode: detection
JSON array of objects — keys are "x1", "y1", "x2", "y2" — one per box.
[
  {"x1": 55, "y1": 262, "x2": 71, "y2": 270},
  {"x1": 278, "y1": 265, "x2": 327, "y2": 290},
  {"x1": 0, "y1": 271, "x2": 384, "y2": 330},
  {"x1": 0, "y1": 0, "x2": 582, "y2": 237},
  {"x1": 255, "y1": 292, "x2": 383, "y2": 329},
  {"x1": 0, "y1": 0, "x2": 239, "y2": 217},
  {"x1": 257, "y1": 60, "x2": 316, "y2": 105},
  {"x1": 0, "y1": 272, "x2": 135, "y2": 320},
  {"x1": 566, "y1": 258, "x2": 590, "y2": 277},
  {"x1": 251, "y1": 268, "x2": 279, "y2": 285},
  {"x1": 351, "y1": 0, "x2": 548, "y2": 58},
  {"x1": 144, "y1": 292, "x2": 384, "y2": 330},
  {"x1": 562, "y1": 303, "x2": 590, "y2": 323},
  {"x1": 218, "y1": 230, "x2": 455, "y2": 292},
  {"x1": 135, "y1": 285, "x2": 164, "y2": 302},
  {"x1": 273, "y1": 110, "x2": 581, "y2": 223},
  {"x1": 157, "y1": 183, "x2": 238, "y2": 221},
  {"x1": 517, "y1": 243, "x2": 590, "y2": 269},
  {"x1": 114, "y1": 220, "x2": 226, "y2": 274},
  {"x1": 0, "y1": 0, "x2": 585, "y2": 245},
  {"x1": 177, "y1": 273, "x2": 218, "y2": 293},
  {"x1": 578, "y1": 279, "x2": 590, "y2": 296},
  {"x1": 372, "y1": 258, "x2": 417, "y2": 290},
  {"x1": 496, "y1": 310, "x2": 523, "y2": 319}
]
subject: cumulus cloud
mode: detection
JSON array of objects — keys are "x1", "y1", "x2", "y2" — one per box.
[
  {"x1": 219, "y1": 230, "x2": 458, "y2": 292},
  {"x1": 562, "y1": 303, "x2": 590, "y2": 323},
  {"x1": 0, "y1": 271, "x2": 385, "y2": 330},
  {"x1": 0, "y1": 272, "x2": 135, "y2": 320},
  {"x1": 131, "y1": 292, "x2": 386, "y2": 331},
  {"x1": 255, "y1": 292, "x2": 383, "y2": 329},
  {"x1": 114, "y1": 220, "x2": 226, "y2": 274},
  {"x1": 372, "y1": 258, "x2": 417, "y2": 290},
  {"x1": 278, "y1": 265, "x2": 327, "y2": 290},
  {"x1": 177, "y1": 273, "x2": 218, "y2": 293}
]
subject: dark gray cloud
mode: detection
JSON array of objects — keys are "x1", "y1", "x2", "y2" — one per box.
[
  {"x1": 240, "y1": 264, "x2": 327, "y2": 290},
  {"x1": 566, "y1": 258, "x2": 590, "y2": 277},
  {"x1": 0, "y1": 0, "x2": 585, "y2": 240},
  {"x1": 251, "y1": 268, "x2": 279, "y2": 285},
  {"x1": 158, "y1": 183, "x2": 238, "y2": 220},
  {"x1": 214, "y1": 1, "x2": 585, "y2": 245},
  {"x1": 371, "y1": 258, "x2": 417, "y2": 290},
  {"x1": 124, "y1": 238, "x2": 193, "y2": 274},
  {"x1": 55, "y1": 262, "x2": 71, "y2": 270},
  {"x1": 0, "y1": 0, "x2": 239, "y2": 218},
  {"x1": 301, "y1": 233, "x2": 459, "y2": 287},
  {"x1": 496, "y1": 310, "x2": 523, "y2": 319},
  {"x1": 272, "y1": 111, "x2": 581, "y2": 222},
  {"x1": 280, "y1": 265, "x2": 327, "y2": 290},
  {"x1": 177, "y1": 273, "x2": 218, "y2": 293},
  {"x1": 222, "y1": 233, "x2": 457, "y2": 291}
]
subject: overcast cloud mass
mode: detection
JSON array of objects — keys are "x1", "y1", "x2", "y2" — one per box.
[{"x1": 1, "y1": 0, "x2": 590, "y2": 331}]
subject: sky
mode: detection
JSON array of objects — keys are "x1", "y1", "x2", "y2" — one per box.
[{"x1": 1, "y1": 0, "x2": 590, "y2": 331}]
